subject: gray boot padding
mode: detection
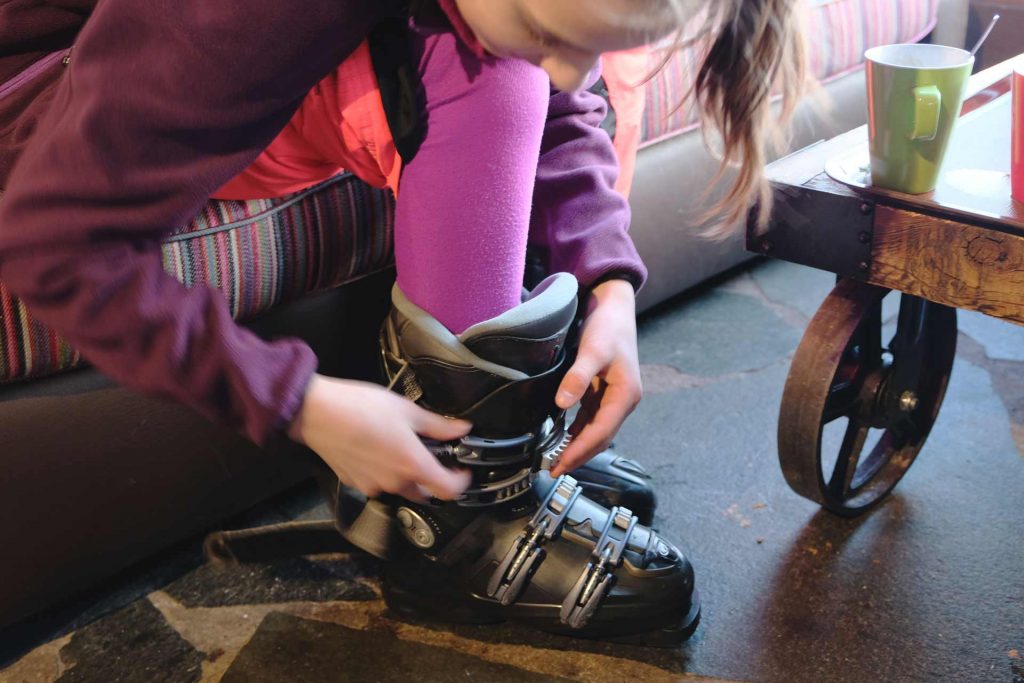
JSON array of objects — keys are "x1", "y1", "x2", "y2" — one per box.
[{"x1": 389, "y1": 273, "x2": 578, "y2": 382}]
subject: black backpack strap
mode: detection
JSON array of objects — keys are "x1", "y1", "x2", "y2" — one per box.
[{"x1": 368, "y1": 17, "x2": 427, "y2": 165}]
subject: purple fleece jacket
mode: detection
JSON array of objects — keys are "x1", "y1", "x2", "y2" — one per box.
[{"x1": 0, "y1": 0, "x2": 647, "y2": 444}]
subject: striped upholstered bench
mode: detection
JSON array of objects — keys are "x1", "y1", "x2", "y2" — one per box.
[{"x1": 0, "y1": 173, "x2": 395, "y2": 385}]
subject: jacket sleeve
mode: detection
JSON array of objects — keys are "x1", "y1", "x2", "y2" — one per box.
[
  {"x1": 0, "y1": 0, "x2": 392, "y2": 444},
  {"x1": 528, "y1": 76, "x2": 648, "y2": 292}
]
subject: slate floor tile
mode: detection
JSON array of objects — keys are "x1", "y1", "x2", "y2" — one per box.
[
  {"x1": 163, "y1": 556, "x2": 377, "y2": 608},
  {"x1": 221, "y1": 611, "x2": 572, "y2": 683},
  {"x1": 55, "y1": 600, "x2": 202, "y2": 683}
]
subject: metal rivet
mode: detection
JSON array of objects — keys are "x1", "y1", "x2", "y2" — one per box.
[
  {"x1": 860, "y1": 202, "x2": 874, "y2": 215},
  {"x1": 760, "y1": 239, "x2": 775, "y2": 254},
  {"x1": 858, "y1": 231, "x2": 873, "y2": 244},
  {"x1": 858, "y1": 261, "x2": 870, "y2": 271}
]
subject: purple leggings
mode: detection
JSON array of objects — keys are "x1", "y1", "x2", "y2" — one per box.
[{"x1": 395, "y1": 26, "x2": 550, "y2": 334}]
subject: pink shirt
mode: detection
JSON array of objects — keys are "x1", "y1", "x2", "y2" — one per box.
[{"x1": 214, "y1": 0, "x2": 485, "y2": 201}]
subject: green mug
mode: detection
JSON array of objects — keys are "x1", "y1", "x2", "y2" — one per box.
[{"x1": 865, "y1": 43, "x2": 974, "y2": 194}]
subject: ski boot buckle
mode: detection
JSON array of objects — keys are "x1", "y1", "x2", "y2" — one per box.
[
  {"x1": 486, "y1": 475, "x2": 582, "y2": 605},
  {"x1": 560, "y1": 505, "x2": 638, "y2": 628}
]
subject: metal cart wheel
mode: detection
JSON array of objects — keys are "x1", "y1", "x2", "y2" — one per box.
[{"x1": 778, "y1": 278, "x2": 957, "y2": 516}]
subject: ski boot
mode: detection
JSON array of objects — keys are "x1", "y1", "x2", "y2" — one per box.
[{"x1": 364, "y1": 273, "x2": 700, "y2": 644}]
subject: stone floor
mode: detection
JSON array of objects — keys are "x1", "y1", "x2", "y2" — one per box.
[{"x1": 2, "y1": 259, "x2": 1023, "y2": 683}]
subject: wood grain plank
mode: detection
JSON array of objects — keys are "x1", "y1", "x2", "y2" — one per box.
[{"x1": 869, "y1": 205, "x2": 1024, "y2": 324}]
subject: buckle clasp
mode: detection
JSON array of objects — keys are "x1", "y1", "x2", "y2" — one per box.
[
  {"x1": 560, "y1": 506, "x2": 638, "y2": 628},
  {"x1": 486, "y1": 475, "x2": 582, "y2": 605}
]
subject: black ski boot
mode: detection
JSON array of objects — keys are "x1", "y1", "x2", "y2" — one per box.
[{"x1": 368, "y1": 273, "x2": 699, "y2": 645}]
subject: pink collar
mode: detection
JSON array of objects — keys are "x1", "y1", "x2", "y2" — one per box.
[{"x1": 436, "y1": 0, "x2": 487, "y2": 58}]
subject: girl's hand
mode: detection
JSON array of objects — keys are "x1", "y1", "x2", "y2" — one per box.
[
  {"x1": 550, "y1": 278, "x2": 642, "y2": 477},
  {"x1": 289, "y1": 374, "x2": 472, "y2": 502}
]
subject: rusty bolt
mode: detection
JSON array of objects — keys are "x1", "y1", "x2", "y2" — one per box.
[
  {"x1": 860, "y1": 202, "x2": 874, "y2": 215},
  {"x1": 899, "y1": 391, "x2": 919, "y2": 412}
]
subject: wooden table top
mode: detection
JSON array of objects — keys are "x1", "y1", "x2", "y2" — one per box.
[
  {"x1": 768, "y1": 57, "x2": 1023, "y2": 235},
  {"x1": 755, "y1": 57, "x2": 1024, "y2": 325}
]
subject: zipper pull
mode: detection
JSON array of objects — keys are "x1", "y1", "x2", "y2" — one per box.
[{"x1": 62, "y1": 46, "x2": 74, "y2": 66}]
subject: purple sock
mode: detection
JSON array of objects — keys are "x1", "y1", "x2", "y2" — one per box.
[{"x1": 394, "y1": 26, "x2": 549, "y2": 335}]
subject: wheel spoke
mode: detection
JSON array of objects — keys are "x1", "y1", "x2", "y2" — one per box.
[
  {"x1": 850, "y1": 431, "x2": 896, "y2": 492},
  {"x1": 823, "y1": 297, "x2": 883, "y2": 425},
  {"x1": 822, "y1": 382, "x2": 859, "y2": 423},
  {"x1": 828, "y1": 418, "x2": 869, "y2": 497}
]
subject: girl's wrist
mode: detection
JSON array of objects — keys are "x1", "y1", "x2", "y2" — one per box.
[
  {"x1": 591, "y1": 277, "x2": 635, "y2": 298},
  {"x1": 288, "y1": 373, "x2": 324, "y2": 445},
  {"x1": 587, "y1": 277, "x2": 636, "y2": 313}
]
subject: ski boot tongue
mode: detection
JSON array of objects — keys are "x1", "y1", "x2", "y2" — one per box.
[{"x1": 458, "y1": 273, "x2": 578, "y2": 375}]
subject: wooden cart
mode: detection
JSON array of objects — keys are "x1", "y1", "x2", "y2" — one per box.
[{"x1": 749, "y1": 58, "x2": 1023, "y2": 516}]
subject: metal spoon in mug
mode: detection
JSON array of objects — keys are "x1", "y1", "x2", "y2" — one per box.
[{"x1": 970, "y1": 14, "x2": 1000, "y2": 57}]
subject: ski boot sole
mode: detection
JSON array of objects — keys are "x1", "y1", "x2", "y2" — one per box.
[{"x1": 380, "y1": 573, "x2": 701, "y2": 648}]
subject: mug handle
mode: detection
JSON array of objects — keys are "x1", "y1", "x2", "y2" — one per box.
[{"x1": 909, "y1": 85, "x2": 941, "y2": 141}]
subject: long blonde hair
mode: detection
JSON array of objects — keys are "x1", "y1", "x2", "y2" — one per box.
[{"x1": 661, "y1": 0, "x2": 808, "y2": 236}]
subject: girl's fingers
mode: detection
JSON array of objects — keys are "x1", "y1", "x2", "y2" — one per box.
[
  {"x1": 556, "y1": 347, "x2": 607, "y2": 409},
  {"x1": 395, "y1": 481, "x2": 432, "y2": 504},
  {"x1": 416, "y1": 460, "x2": 472, "y2": 501},
  {"x1": 409, "y1": 403, "x2": 473, "y2": 440},
  {"x1": 401, "y1": 434, "x2": 472, "y2": 500},
  {"x1": 553, "y1": 382, "x2": 637, "y2": 476}
]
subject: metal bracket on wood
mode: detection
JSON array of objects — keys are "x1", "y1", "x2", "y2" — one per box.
[{"x1": 748, "y1": 185, "x2": 876, "y2": 280}]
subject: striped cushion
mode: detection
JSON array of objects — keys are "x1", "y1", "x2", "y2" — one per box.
[
  {"x1": 1, "y1": 173, "x2": 395, "y2": 384},
  {"x1": 641, "y1": 0, "x2": 940, "y2": 145}
]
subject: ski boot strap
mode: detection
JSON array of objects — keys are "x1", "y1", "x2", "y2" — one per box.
[
  {"x1": 561, "y1": 505, "x2": 638, "y2": 629},
  {"x1": 423, "y1": 414, "x2": 571, "y2": 507},
  {"x1": 487, "y1": 475, "x2": 582, "y2": 604},
  {"x1": 486, "y1": 474, "x2": 642, "y2": 629}
]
